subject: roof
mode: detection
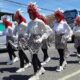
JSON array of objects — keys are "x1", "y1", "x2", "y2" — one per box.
[{"x1": 0, "y1": 11, "x2": 14, "y2": 15}]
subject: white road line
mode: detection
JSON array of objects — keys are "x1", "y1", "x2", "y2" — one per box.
[{"x1": 58, "y1": 69, "x2": 80, "y2": 80}]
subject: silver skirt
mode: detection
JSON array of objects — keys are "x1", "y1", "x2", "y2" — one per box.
[
  {"x1": 27, "y1": 34, "x2": 41, "y2": 54},
  {"x1": 74, "y1": 36, "x2": 80, "y2": 48},
  {"x1": 6, "y1": 36, "x2": 14, "y2": 45},
  {"x1": 55, "y1": 34, "x2": 67, "y2": 49}
]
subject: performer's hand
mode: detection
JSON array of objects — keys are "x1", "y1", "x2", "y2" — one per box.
[
  {"x1": 35, "y1": 38, "x2": 42, "y2": 43},
  {"x1": 13, "y1": 35, "x2": 18, "y2": 41}
]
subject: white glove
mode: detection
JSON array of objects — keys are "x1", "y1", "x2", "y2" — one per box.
[
  {"x1": 35, "y1": 38, "x2": 43, "y2": 43},
  {"x1": 63, "y1": 35, "x2": 70, "y2": 41},
  {"x1": 13, "y1": 35, "x2": 18, "y2": 41},
  {"x1": 20, "y1": 22, "x2": 27, "y2": 27},
  {"x1": 24, "y1": 33, "x2": 28, "y2": 38},
  {"x1": 66, "y1": 35, "x2": 70, "y2": 39}
]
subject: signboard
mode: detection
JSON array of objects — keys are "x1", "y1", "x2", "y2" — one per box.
[{"x1": 64, "y1": 10, "x2": 78, "y2": 24}]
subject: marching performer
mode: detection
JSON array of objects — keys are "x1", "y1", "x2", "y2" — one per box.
[
  {"x1": 27, "y1": 2, "x2": 53, "y2": 80},
  {"x1": 13, "y1": 10, "x2": 31, "y2": 73},
  {"x1": 53, "y1": 10, "x2": 72, "y2": 72},
  {"x1": 73, "y1": 16, "x2": 80, "y2": 63},
  {"x1": 2, "y1": 15, "x2": 19, "y2": 65},
  {"x1": 40, "y1": 14, "x2": 51, "y2": 66},
  {"x1": 34, "y1": 11, "x2": 51, "y2": 66}
]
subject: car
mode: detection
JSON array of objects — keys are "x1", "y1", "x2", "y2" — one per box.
[{"x1": 0, "y1": 21, "x2": 6, "y2": 50}]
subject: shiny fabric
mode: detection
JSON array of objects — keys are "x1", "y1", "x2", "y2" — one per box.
[
  {"x1": 27, "y1": 34, "x2": 41, "y2": 54},
  {"x1": 74, "y1": 36, "x2": 80, "y2": 48},
  {"x1": 55, "y1": 33, "x2": 67, "y2": 49}
]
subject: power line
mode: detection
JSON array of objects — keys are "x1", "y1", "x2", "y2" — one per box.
[
  {"x1": 0, "y1": 7, "x2": 28, "y2": 14},
  {"x1": 3, "y1": 0, "x2": 54, "y2": 12},
  {"x1": 0, "y1": 7, "x2": 15, "y2": 12},
  {"x1": 3, "y1": 0, "x2": 26, "y2": 6}
]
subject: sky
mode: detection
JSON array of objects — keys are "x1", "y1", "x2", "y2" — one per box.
[{"x1": 0, "y1": 0, "x2": 80, "y2": 21}]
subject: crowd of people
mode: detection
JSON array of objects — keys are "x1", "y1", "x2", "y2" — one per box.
[{"x1": 1, "y1": 2, "x2": 80, "y2": 80}]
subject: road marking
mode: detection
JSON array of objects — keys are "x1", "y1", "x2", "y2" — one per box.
[{"x1": 58, "y1": 69, "x2": 80, "y2": 80}]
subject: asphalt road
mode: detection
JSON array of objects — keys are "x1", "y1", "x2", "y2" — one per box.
[{"x1": 0, "y1": 43, "x2": 80, "y2": 80}]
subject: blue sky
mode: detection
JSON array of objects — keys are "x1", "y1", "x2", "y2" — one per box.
[{"x1": 0, "y1": 0, "x2": 80, "y2": 21}]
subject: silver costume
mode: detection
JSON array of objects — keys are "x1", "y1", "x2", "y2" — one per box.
[
  {"x1": 55, "y1": 33, "x2": 67, "y2": 49},
  {"x1": 74, "y1": 36, "x2": 80, "y2": 48}
]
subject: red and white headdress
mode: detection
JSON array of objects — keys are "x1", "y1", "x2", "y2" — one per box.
[
  {"x1": 27, "y1": 2, "x2": 39, "y2": 14},
  {"x1": 27, "y1": 2, "x2": 48, "y2": 25},
  {"x1": 2, "y1": 15, "x2": 12, "y2": 28},
  {"x1": 14, "y1": 9, "x2": 26, "y2": 24},
  {"x1": 14, "y1": 9, "x2": 22, "y2": 19},
  {"x1": 54, "y1": 9, "x2": 65, "y2": 21},
  {"x1": 2, "y1": 15, "x2": 8, "y2": 23},
  {"x1": 56, "y1": 8, "x2": 64, "y2": 13}
]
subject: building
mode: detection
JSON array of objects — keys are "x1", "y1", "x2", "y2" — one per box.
[{"x1": 0, "y1": 11, "x2": 14, "y2": 21}]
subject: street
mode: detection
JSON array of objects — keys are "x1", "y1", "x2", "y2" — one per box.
[{"x1": 0, "y1": 43, "x2": 80, "y2": 80}]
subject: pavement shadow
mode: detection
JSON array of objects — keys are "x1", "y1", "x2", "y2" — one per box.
[
  {"x1": 0, "y1": 49, "x2": 7, "y2": 53},
  {"x1": 0, "y1": 67, "x2": 18, "y2": 73},
  {"x1": 67, "y1": 60, "x2": 78, "y2": 64},
  {"x1": 3, "y1": 74, "x2": 31, "y2": 80},
  {"x1": 70, "y1": 54, "x2": 77, "y2": 57},
  {"x1": 0, "y1": 62, "x2": 7, "y2": 65},
  {"x1": 74, "y1": 51, "x2": 77, "y2": 54},
  {"x1": 44, "y1": 66, "x2": 57, "y2": 71},
  {"x1": 51, "y1": 57, "x2": 59, "y2": 60}
]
